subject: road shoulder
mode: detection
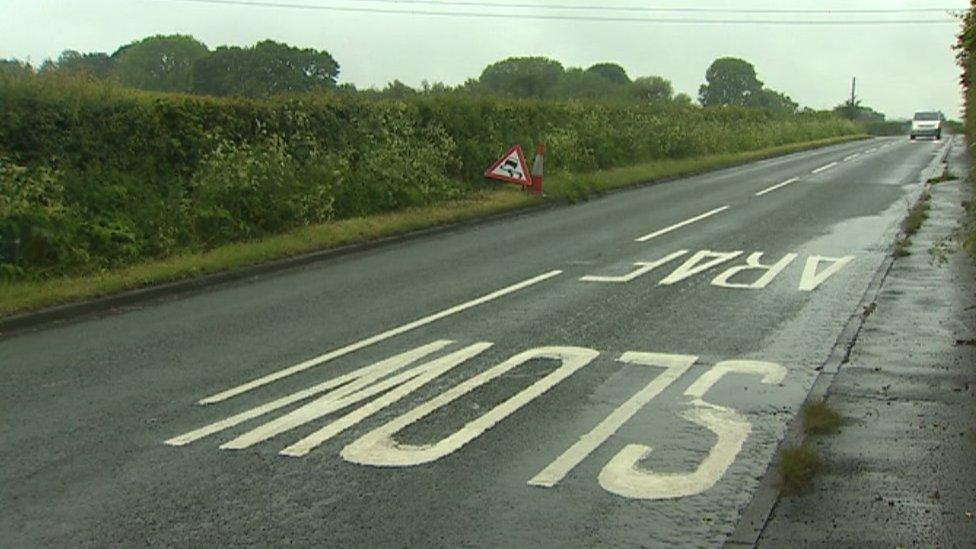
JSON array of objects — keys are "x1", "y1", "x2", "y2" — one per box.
[{"x1": 755, "y1": 143, "x2": 976, "y2": 546}]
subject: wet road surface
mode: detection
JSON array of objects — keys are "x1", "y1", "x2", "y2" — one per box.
[{"x1": 0, "y1": 136, "x2": 952, "y2": 547}]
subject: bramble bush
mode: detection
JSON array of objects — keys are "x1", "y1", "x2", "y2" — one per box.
[{"x1": 0, "y1": 75, "x2": 858, "y2": 279}]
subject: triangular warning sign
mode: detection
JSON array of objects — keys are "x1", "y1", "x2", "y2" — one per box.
[{"x1": 485, "y1": 145, "x2": 532, "y2": 186}]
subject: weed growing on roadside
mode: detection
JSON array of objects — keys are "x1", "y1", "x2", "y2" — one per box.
[
  {"x1": 778, "y1": 444, "x2": 823, "y2": 494},
  {"x1": 928, "y1": 235, "x2": 953, "y2": 266},
  {"x1": 802, "y1": 400, "x2": 843, "y2": 435},
  {"x1": 894, "y1": 237, "x2": 912, "y2": 257},
  {"x1": 927, "y1": 169, "x2": 958, "y2": 184},
  {"x1": 902, "y1": 192, "x2": 932, "y2": 239}
]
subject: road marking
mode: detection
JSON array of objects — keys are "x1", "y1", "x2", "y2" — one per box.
[
  {"x1": 658, "y1": 250, "x2": 743, "y2": 286},
  {"x1": 528, "y1": 352, "x2": 697, "y2": 488},
  {"x1": 798, "y1": 255, "x2": 855, "y2": 291},
  {"x1": 711, "y1": 252, "x2": 798, "y2": 289},
  {"x1": 340, "y1": 346, "x2": 600, "y2": 466},
  {"x1": 598, "y1": 360, "x2": 786, "y2": 500},
  {"x1": 578, "y1": 249, "x2": 852, "y2": 291},
  {"x1": 168, "y1": 341, "x2": 788, "y2": 499},
  {"x1": 274, "y1": 343, "x2": 494, "y2": 456},
  {"x1": 635, "y1": 206, "x2": 730, "y2": 243},
  {"x1": 866, "y1": 147, "x2": 877, "y2": 153},
  {"x1": 165, "y1": 341, "x2": 454, "y2": 446},
  {"x1": 842, "y1": 153, "x2": 860, "y2": 161},
  {"x1": 754, "y1": 177, "x2": 799, "y2": 197},
  {"x1": 810, "y1": 162, "x2": 838, "y2": 174},
  {"x1": 197, "y1": 270, "x2": 564, "y2": 405},
  {"x1": 580, "y1": 250, "x2": 688, "y2": 283}
]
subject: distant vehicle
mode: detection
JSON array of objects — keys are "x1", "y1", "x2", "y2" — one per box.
[{"x1": 910, "y1": 111, "x2": 943, "y2": 140}]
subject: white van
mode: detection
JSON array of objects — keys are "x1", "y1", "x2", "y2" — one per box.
[{"x1": 910, "y1": 111, "x2": 943, "y2": 140}]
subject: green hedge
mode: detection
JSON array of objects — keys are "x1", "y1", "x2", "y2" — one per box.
[
  {"x1": 959, "y1": 1, "x2": 976, "y2": 257},
  {"x1": 863, "y1": 120, "x2": 910, "y2": 136},
  {"x1": 0, "y1": 75, "x2": 859, "y2": 279}
]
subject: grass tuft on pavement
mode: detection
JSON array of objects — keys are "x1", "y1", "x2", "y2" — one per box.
[
  {"x1": 778, "y1": 444, "x2": 823, "y2": 494},
  {"x1": 0, "y1": 135, "x2": 865, "y2": 318},
  {"x1": 927, "y1": 169, "x2": 958, "y2": 184},
  {"x1": 802, "y1": 400, "x2": 843, "y2": 435},
  {"x1": 894, "y1": 237, "x2": 912, "y2": 258},
  {"x1": 903, "y1": 191, "x2": 932, "y2": 237}
]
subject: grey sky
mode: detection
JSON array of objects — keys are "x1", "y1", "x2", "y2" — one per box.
[{"x1": 0, "y1": 0, "x2": 968, "y2": 118}]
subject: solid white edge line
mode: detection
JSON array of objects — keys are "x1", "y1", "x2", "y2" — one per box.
[
  {"x1": 197, "y1": 269, "x2": 564, "y2": 405},
  {"x1": 635, "y1": 206, "x2": 730, "y2": 242},
  {"x1": 754, "y1": 177, "x2": 800, "y2": 197},
  {"x1": 810, "y1": 161, "x2": 838, "y2": 174}
]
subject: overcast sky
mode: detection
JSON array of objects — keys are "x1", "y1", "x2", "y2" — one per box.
[{"x1": 0, "y1": 0, "x2": 969, "y2": 118}]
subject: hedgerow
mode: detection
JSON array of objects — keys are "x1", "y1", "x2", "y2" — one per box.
[
  {"x1": 0, "y1": 75, "x2": 858, "y2": 279},
  {"x1": 957, "y1": 0, "x2": 976, "y2": 257}
]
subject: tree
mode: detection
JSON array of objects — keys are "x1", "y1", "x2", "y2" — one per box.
[
  {"x1": 420, "y1": 80, "x2": 455, "y2": 95},
  {"x1": 0, "y1": 59, "x2": 32, "y2": 79},
  {"x1": 627, "y1": 75, "x2": 674, "y2": 103},
  {"x1": 478, "y1": 56, "x2": 564, "y2": 99},
  {"x1": 41, "y1": 50, "x2": 113, "y2": 79},
  {"x1": 698, "y1": 57, "x2": 763, "y2": 107},
  {"x1": 555, "y1": 68, "x2": 617, "y2": 100},
  {"x1": 112, "y1": 34, "x2": 209, "y2": 92},
  {"x1": 586, "y1": 63, "x2": 631, "y2": 85},
  {"x1": 459, "y1": 78, "x2": 483, "y2": 95},
  {"x1": 191, "y1": 40, "x2": 339, "y2": 98},
  {"x1": 834, "y1": 97, "x2": 861, "y2": 120},
  {"x1": 833, "y1": 101, "x2": 885, "y2": 122},
  {"x1": 381, "y1": 79, "x2": 417, "y2": 99},
  {"x1": 751, "y1": 89, "x2": 798, "y2": 114},
  {"x1": 673, "y1": 92, "x2": 694, "y2": 106}
]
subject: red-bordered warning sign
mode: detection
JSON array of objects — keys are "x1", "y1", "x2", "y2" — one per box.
[{"x1": 484, "y1": 145, "x2": 532, "y2": 186}]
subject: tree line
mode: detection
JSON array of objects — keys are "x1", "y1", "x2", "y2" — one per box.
[
  {"x1": 0, "y1": 33, "x2": 887, "y2": 118},
  {"x1": 0, "y1": 35, "x2": 339, "y2": 98}
]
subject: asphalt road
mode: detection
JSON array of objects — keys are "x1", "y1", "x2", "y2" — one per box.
[{"x1": 0, "y1": 136, "x2": 951, "y2": 548}]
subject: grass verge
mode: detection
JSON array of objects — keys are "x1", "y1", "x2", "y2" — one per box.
[
  {"x1": 0, "y1": 134, "x2": 866, "y2": 318},
  {"x1": 777, "y1": 444, "x2": 823, "y2": 494},
  {"x1": 544, "y1": 135, "x2": 867, "y2": 202}
]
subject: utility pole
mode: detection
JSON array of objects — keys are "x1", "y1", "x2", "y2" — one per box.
[{"x1": 850, "y1": 76, "x2": 857, "y2": 107}]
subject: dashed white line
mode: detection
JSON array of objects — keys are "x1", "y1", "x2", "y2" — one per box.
[
  {"x1": 754, "y1": 177, "x2": 800, "y2": 197},
  {"x1": 865, "y1": 148, "x2": 877, "y2": 153},
  {"x1": 197, "y1": 269, "x2": 564, "y2": 405},
  {"x1": 635, "y1": 206, "x2": 730, "y2": 242},
  {"x1": 842, "y1": 153, "x2": 860, "y2": 161},
  {"x1": 810, "y1": 162, "x2": 838, "y2": 175}
]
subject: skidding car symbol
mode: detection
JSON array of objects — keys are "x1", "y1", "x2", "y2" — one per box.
[{"x1": 502, "y1": 158, "x2": 522, "y2": 178}]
